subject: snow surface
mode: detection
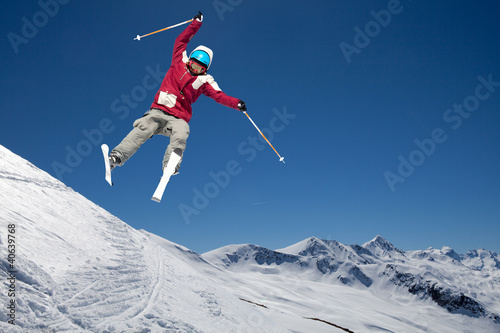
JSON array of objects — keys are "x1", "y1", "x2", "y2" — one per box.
[
  {"x1": 1, "y1": 144, "x2": 499, "y2": 333},
  {"x1": 0, "y1": 145, "x2": 285, "y2": 332}
]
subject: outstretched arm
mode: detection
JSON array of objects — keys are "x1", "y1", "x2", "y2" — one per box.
[{"x1": 201, "y1": 76, "x2": 243, "y2": 110}]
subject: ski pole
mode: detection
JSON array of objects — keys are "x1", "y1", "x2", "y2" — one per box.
[
  {"x1": 134, "y1": 18, "x2": 194, "y2": 41},
  {"x1": 243, "y1": 111, "x2": 285, "y2": 164}
]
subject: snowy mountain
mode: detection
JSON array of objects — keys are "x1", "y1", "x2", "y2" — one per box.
[
  {"x1": 203, "y1": 236, "x2": 500, "y2": 332},
  {"x1": 1, "y1": 144, "x2": 499, "y2": 333}
]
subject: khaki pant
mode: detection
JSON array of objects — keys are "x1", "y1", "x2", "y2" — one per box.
[{"x1": 111, "y1": 109, "x2": 190, "y2": 171}]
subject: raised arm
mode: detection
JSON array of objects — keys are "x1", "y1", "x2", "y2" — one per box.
[{"x1": 171, "y1": 13, "x2": 203, "y2": 64}]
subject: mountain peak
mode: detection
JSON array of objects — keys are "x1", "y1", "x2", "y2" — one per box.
[
  {"x1": 372, "y1": 234, "x2": 390, "y2": 244},
  {"x1": 368, "y1": 235, "x2": 393, "y2": 246},
  {"x1": 362, "y1": 235, "x2": 405, "y2": 258},
  {"x1": 277, "y1": 236, "x2": 342, "y2": 257},
  {"x1": 440, "y1": 246, "x2": 461, "y2": 261}
]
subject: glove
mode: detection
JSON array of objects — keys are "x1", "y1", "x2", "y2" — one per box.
[
  {"x1": 237, "y1": 101, "x2": 247, "y2": 112},
  {"x1": 194, "y1": 11, "x2": 203, "y2": 22}
]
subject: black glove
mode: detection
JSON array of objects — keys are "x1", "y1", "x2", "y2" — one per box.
[
  {"x1": 194, "y1": 11, "x2": 203, "y2": 22},
  {"x1": 237, "y1": 101, "x2": 247, "y2": 112}
]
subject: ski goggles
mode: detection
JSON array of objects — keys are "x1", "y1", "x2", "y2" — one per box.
[{"x1": 189, "y1": 59, "x2": 207, "y2": 74}]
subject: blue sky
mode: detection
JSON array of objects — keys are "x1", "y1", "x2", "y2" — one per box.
[{"x1": 1, "y1": 0, "x2": 499, "y2": 254}]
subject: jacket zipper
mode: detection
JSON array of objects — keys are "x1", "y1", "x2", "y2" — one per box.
[
  {"x1": 179, "y1": 68, "x2": 191, "y2": 98},
  {"x1": 180, "y1": 68, "x2": 190, "y2": 81}
]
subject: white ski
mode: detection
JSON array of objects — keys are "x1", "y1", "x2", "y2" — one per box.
[
  {"x1": 151, "y1": 148, "x2": 182, "y2": 203},
  {"x1": 101, "y1": 144, "x2": 113, "y2": 186}
]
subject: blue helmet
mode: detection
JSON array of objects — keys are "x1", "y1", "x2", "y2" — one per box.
[
  {"x1": 189, "y1": 46, "x2": 213, "y2": 69},
  {"x1": 190, "y1": 50, "x2": 210, "y2": 67}
]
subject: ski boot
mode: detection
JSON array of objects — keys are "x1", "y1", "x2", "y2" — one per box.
[{"x1": 108, "y1": 151, "x2": 123, "y2": 170}]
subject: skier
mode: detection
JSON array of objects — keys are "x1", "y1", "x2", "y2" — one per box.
[{"x1": 108, "y1": 11, "x2": 247, "y2": 175}]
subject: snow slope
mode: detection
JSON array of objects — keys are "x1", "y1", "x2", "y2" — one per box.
[{"x1": 0, "y1": 145, "x2": 285, "y2": 332}]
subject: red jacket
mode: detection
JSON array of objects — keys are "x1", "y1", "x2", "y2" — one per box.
[{"x1": 150, "y1": 20, "x2": 240, "y2": 123}]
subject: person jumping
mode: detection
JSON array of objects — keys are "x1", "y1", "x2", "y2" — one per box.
[{"x1": 108, "y1": 11, "x2": 247, "y2": 176}]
